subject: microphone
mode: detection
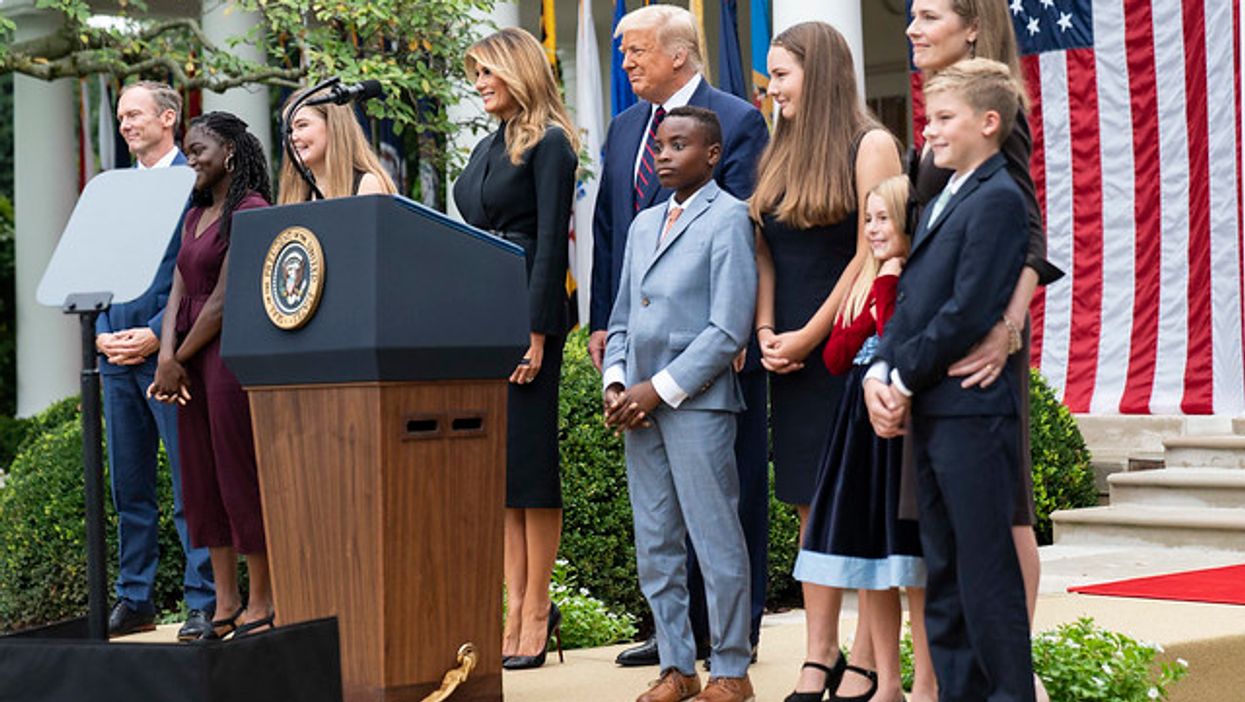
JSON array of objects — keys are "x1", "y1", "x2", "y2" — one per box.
[{"x1": 304, "y1": 80, "x2": 384, "y2": 107}]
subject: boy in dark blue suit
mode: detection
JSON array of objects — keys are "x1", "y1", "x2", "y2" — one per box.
[{"x1": 864, "y1": 59, "x2": 1034, "y2": 702}]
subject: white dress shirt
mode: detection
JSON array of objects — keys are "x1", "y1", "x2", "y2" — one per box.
[{"x1": 136, "y1": 145, "x2": 178, "y2": 170}]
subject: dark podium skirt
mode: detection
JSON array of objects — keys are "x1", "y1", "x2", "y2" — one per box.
[
  {"x1": 794, "y1": 365, "x2": 925, "y2": 590},
  {"x1": 505, "y1": 334, "x2": 565, "y2": 509}
]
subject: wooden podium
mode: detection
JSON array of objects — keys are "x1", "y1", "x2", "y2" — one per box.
[{"x1": 221, "y1": 196, "x2": 529, "y2": 702}]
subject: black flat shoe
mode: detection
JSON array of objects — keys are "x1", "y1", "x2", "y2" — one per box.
[
  {"x1": 503, "y1": 602, "x2": 563, "y2": 670},
  {"x1": 615, "y1": 636, "x2": 660, "y2": 667},
  {"x1": 177, "y1": 609, "x2": 212, "y2": 642},
  {"x1": 199, "y1": 605, "x2": 245, "y2": 641},
  {"x1": 784, "y1": 654, "x2": 847, "y2": 702},
  {"x1": 229, "y1": 612, "x2": 276, "y2": 639},
  {"x1": 830, "y1": 665, "x2": 878, "y2": 702}
]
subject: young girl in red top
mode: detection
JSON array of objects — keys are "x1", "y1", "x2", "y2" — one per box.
[{"x1": 794, "y1": 175, "x2": 937, "y2": 702}]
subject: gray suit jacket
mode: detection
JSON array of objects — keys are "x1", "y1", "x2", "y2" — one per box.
[{"x1": 604, "y1": 180, "x2": 757, "y2": 412}]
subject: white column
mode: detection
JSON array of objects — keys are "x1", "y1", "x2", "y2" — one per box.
[
  {"x1": 13, "y1": 10, "x2": 80, "y2": 416},
  {"x1": 447, "y1": 1, "x2": 520, "y2": 220},
  {"x1": 201, "y1": 0, "x2": 273, "y2": 160},
  {"x1": 772, "y1": 0, "x2": 865, "y2": 96}
]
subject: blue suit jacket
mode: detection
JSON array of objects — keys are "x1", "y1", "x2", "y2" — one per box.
[
  {"x1": 590, "y1": 78, "x2": 768, "y2": 332},
  {"x1": 95, "y1": 150, "x2": 188, "y2": 375},
  {"x1": 604, "y1": 180, "x2": 757, "y2": 412},
  {"x1": 875, "y1": 152, "x2": 1027, "y2": 417}
]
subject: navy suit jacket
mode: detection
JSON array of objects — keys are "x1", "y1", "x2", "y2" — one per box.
[
  {"x1": 95, "y1": 150, "x2": 188, "y2": 375},
  {"x1": 875, "y1": 152, "x2": 1027, "y2": 417},
  {"x1": 590, "y1": 78, "x2": 769, "y2": 332}
]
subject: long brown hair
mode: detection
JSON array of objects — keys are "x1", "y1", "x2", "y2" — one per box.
[
  {"x1": 277, "y1": 92, "x2": 397, "y2": 204},
  {"x1": 942, "y1": 0, "x2": 1029, "y2": 108},
  {"x1": 465, "y1": 28, "x2": 581, "y2": 166},
  {"x1": 749, "y1": 21, "x2": 884, "y2": 228}
]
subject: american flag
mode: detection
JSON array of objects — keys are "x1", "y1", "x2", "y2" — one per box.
[{"x1": 914, "y1": 0, "x2": 1244, "y2": 415}]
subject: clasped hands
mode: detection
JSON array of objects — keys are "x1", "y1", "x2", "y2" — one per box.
[
  {"x1": 757, "y1": 327, "x2": 814, "y2": 374},
  {"x1": 603, "y1": 381, "x2": 660, "y2": 436},
  {"x1": 95, "y1": 328, "x2": 160, "y2": 366},
  {"x1": 147, "y1": 357, "x2": 191, "y2": 405},
  {"x1": 863, "y1": 377, "x2": 910, "y2": 438}
]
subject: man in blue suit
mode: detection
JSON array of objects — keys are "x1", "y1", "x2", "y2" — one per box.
[
  {"x1": 97, "y1": 81, "x2": 214, "y2": 639},
  {"x1": 590, "y1": 4, "x2": 770, "y2": 667}
]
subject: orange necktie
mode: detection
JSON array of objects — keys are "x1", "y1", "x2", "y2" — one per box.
[{"x1": 660, "y1": 205, "x2": 683, "y2": 247}]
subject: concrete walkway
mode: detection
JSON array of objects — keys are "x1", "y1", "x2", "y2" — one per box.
[{"x1": 120, "y1": 544, "x2": 1245, "y2": 701}]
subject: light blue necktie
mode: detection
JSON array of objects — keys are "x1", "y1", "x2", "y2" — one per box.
[{"x1": 928, "y1": 184, "x2": 954, "y2": 226}]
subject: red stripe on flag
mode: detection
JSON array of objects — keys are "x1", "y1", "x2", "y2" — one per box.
[
  {"x1": 1021, "y1": 55, "x2": 1048, "y2": 368},
  {"x1": 1061, "y1": 48, "x2": 1105, "y2": 412},
  {"x1": 1180, "y1": 0, "x2": 1214, "y2": 413},
  {"x1": 911, "y1": 72, "x2": 926, "y2": 150},
  {"x1": 1120, "y1": 0, "x2": 1163, "y2": 414}
]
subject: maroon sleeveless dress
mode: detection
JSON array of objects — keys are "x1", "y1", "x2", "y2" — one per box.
[{"x1": 175, "y1": 192, "x2": 268, "y2": 554}]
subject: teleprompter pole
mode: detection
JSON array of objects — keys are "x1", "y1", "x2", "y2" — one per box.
[{"x1": 65, "y1": 292, "x2": 113, "y2": 641}]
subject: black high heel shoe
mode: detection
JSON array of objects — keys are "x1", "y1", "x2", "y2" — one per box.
[
  {"x1": 783, "y1": 653, "x2": 847, "y2": 702},
  {"x1": 199, "y1": 605, "x2": 245, "y2": 641},
  {"x1": 830, "y1": 665, "x2": 879, "y2": 702},
  {"x1": 502, "y1": 602, "x2": 563, "y2": 670}
]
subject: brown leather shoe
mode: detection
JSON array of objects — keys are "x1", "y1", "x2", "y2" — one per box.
[
  {"x1": 637, "y1": 668, "x2": 701, "y2": 702},
  {"x1": 693, "y1": 675, "x2": 755, "y2": 702}
]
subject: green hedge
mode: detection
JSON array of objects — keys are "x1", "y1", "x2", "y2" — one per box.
[
  {"x1": 0, "y1": 339, "x2": 1096, "y2": 633},
  {"x1": 0, "y1": 398, "x2": 184, "y2": 632},
  {"x1": 1029, "y1": 368, "x2": 1098, "y2": 544}
]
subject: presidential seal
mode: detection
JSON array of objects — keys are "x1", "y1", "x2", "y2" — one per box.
[{"x1": 261, "y1": 226, "x2": 325, "y2": 330}]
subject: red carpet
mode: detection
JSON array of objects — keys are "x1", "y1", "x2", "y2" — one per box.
[{"x1": 1068, "y1": 564, "x2": 1245, "y2": 605}]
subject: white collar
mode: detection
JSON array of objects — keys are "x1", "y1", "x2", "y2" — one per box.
[
  {"x1": 137, "y1": 145, "x2": 178, "y2": 170},
  {"x1": 655, "y1": 73, "x2": 702, "y2": 114},
  {"x1": 668, "y1": 180, "x2": 710, "y2": 213},
  {"x1": 944, "y1": 166, "x2": 978, "y2": 196}
]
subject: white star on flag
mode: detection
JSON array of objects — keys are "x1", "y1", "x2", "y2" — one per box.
[
  {"x1": 1010, "y1": 0, "x2": 1025, "y2": 15},
  {"x1": 1027, "y1": 16, "x2": 1041, "y2": 35},
  {"x1": 1040, "y1": 0, "x2": 1055, "y2": 8},
  {"x1": 1057, "y1": 11, "x2": 1073, "y2": 31}
]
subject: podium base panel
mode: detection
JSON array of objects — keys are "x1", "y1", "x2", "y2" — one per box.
[{"x1": 248, "y1": 381, "x2": 506, "y2": 702}]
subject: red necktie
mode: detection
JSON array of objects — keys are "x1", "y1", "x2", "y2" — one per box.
[{"x1": 634, "y1": 106, "x2": 666, "y2": 212}]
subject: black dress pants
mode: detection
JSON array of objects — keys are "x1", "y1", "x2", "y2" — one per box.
[{"x1": 914, "y1": 414, "x2": 1034, "y2": 702}]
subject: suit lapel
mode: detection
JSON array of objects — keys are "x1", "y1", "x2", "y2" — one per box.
[
  {"x1": 909, "y1": 153, "x2": 1006, "y2": 257},
  {"x1": 644, "y1": 181, "x2": 718, "y2": 277}
]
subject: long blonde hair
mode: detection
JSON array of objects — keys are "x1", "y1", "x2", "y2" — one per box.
[
  {"x1": 749, "y1": 22, "x2": 884, "y2": 228},
  {"x1": 277, "y1": 92, "x2": 397, "y2": 204},
  {"x1": 940, "y1": 0, "x2": 1030, "y2": 109},
  {"x1": 465, "y1": 28, "x2": 581, "y2": 166},
  {"x1": 840, "y1": 175, "x2": 911, "y2": 325}
]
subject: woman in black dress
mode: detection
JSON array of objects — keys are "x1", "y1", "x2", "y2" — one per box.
[
  {"x1": 451, "y1": 27, "x2": 579, "y2": 670},
  {"x1": 750, "y1": 21, "x2": 903, "y2": 702}
]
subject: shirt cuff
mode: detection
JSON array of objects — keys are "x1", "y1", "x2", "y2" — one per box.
[
  {"x1": 889, "y1": 368, "x2": 914, "y2": 397},
  {"x1": 603, "y1": 364, "x2": 626, "y2": 392},
  {"x1": 651, "y1": 369, "x2": 689, "y2": 408},
  {"x1": 864, "y1": 361, "x2": 890, "y2": 386}
]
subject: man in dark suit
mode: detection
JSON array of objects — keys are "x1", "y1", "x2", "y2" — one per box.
[
  {"x1": 865, "y1": 60, "x2": 1034, "y2": 700},
  {"x1": 98, "y1": 81, "x2": 214, "y2": 640},
  {"x1": 589, "y1": 4, "x2": 770, "y2": 667}
]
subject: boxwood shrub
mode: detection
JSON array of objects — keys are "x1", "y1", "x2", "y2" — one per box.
[{"x1": 0, "y1": 398, "x2": 184, "y2": 632}]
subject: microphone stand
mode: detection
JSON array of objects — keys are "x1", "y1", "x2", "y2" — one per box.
[{"x1": 281, "y1": 76, "x2": 340, "y2": 201}]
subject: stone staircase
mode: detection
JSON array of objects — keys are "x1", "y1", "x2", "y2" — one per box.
[{"x1": 1053, "y1": 424, "x2": 1245, "y2": 552}]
